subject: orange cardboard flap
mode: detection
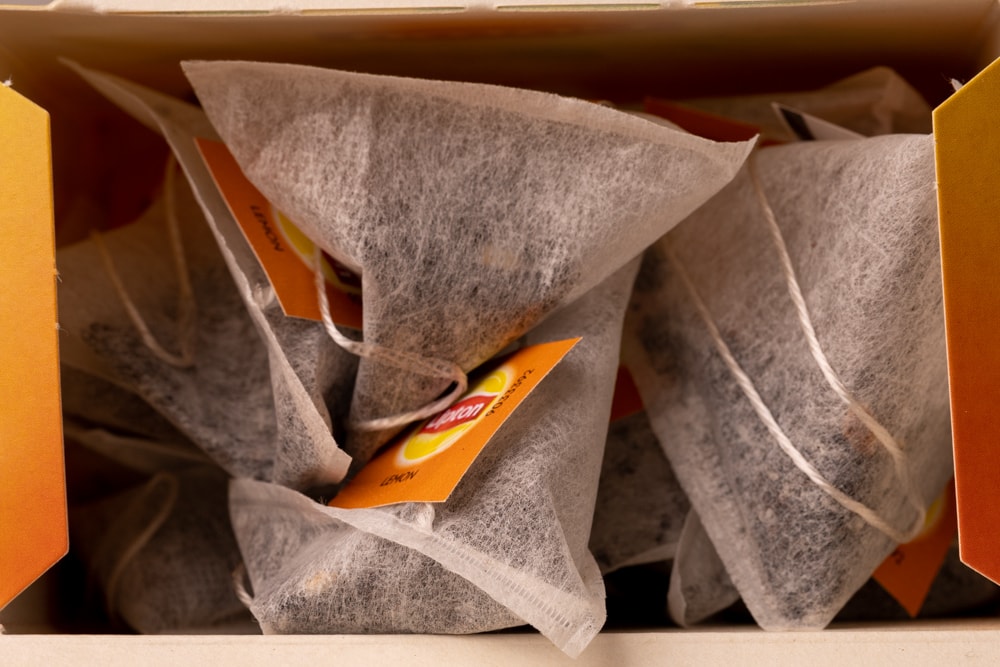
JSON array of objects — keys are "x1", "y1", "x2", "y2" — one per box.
[
  {"x1": 0, "y1": 84, "x2": 67, "y2": 610},
  {"x1": 933, "y1": 56, "x2": 1000, "y2": 585}
]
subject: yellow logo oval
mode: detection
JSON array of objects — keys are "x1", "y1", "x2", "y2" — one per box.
[{"x1": 395, "y1": 367, "x2": 510, "y2": 467}]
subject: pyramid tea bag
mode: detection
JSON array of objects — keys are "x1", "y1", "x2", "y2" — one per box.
[
  {"x1": 229, "y1": 259, "x2": 640, "y2": 657},
  {"x1": 667, "y1": 511, "x2": 740, "y2": 627},
  {"x1": 590, "y1": 407, "x2": 690, "y2": 574},
  {"x1": 57, "y1": 165, "x2": 283, "y2": 481},
  {"x1": 71, "y1": 466, "x2": 249, "y2": 633},
  {"x1": 183, "y1": 60, "x2": 754, "y2": 467},
  {"x1": 625, "y1": 133, "x2": 951, "y2": 629},
  {"x1": 69, "y1": 62, "x2": 357, "y2": 489},
  {"x1": 674, "y1": 67, "x2": 932, "y2": 143}
]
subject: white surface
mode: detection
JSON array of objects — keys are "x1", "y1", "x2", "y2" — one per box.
[{"x1": 4, "y1": 622, "x2": 1000, "y2": 666}]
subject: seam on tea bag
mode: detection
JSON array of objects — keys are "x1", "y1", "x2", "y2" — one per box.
[
  {"x1": 746, "y1": 156, "x2": 926, "y2": 542},
  {"x1": 664, "y1": 239, "x2": 922, "y2": 545},
  {"x1": 313, "y1": 247, "x2": 468, "y2": 432},
  {"x1": 104, "y1": 473, "x2": 179, "y2": 623},
  {"x1": 232, "y1": 563, "x2": 254, "y2": 608},
  {"x1": 91, "y1": 155, "x2": 197, "y2": 369}
]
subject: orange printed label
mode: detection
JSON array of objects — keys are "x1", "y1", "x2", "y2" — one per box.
[
  {"x1": 872, "y1": 479, "x2": 958, "y2": 617},
  {"x1": 329, "y1": 338, "x2": 580, "y2": 509},
  {"x1": 0, "y1": 84, "x2": 67, "y2": 609},
  {"x1": 195, "y1": 139, "x2": 362, "y2": 329}
]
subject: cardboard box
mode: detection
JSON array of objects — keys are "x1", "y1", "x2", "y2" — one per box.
[{"x1": 2, "y1": 1, "x2": 1000, "y2": 664}]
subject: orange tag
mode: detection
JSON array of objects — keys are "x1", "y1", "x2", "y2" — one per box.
[
  {"x1": 643, "y1": 98, "x2": 775, "y2": 145},
  {"x1": 0, "y1": 84, "x2": 67, "y2": 609},
  {"x1": 195, "y1": 139, "x2": 362, "y2": 329},
  {"x1": 609, "y1": 365, "x2": 644, "y2": 423},
  {"x1": 933, "y1": 56, "x2": 1000, "y2": 585},
  {"x1": 329, "y1": 338, "x2": 579, "y2": 509},
  {"x1": 872, "y1": 479, "x2": 958, "y2": 617}
]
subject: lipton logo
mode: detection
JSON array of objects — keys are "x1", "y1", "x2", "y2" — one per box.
[
  {"x1": 395, "y1": 366, "x2": 510, "y2": 467},
  {"x1": 421, "y1": 395, "x2": 494, "y2": 434}
]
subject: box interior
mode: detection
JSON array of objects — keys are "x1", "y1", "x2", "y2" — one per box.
[{"x1": 1, "y1": 0, "x2": 1000, "y2": 645}]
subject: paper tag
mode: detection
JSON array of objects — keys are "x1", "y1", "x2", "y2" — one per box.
[
  {"x1": 195, "y1": 138, "x2": 362, "y2": 328},
  {"x1": 643, "y1": 98, "x2": 764, "y2": 143},
  {"x1": 609, "y1": 365, "x2": 644, "y2": 423},
  {"x1": 643, "y1": 97, "x2": 787, "y2": 148},
  {"x1": 329, "y1": 338, "x2": 580, "y2": 509},
  {"x1": 872, "y1": 479, "x2": 958, "y2": 617},
  {"x1": 771, "y1": 103, "x2": 865, "y2": 141},
  {"x1": 0, "y1": 84, "x2": 67, "y2": 610},
  {"x1": 933, "y1": 56, "x2": 1000, "y2": 585}
]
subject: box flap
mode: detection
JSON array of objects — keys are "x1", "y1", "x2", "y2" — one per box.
[
  {"x1": 933, "y1": 56, "x2": 1000, "y2": 585},
  {"x1": 0, "y1": 82, "x2": 67, "y2": 611}
]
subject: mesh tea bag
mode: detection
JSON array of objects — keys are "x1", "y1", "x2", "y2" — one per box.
[
  {"x1": 61, "y1": 366, "x2": 189, "y2": 444},
  {"x1": 71, "y1": 466, "x2": 249, "y2": 633},
  {"x1": 625, "y1": 133, "x2": 951, "y2": 629},
  {"x1": 69, "y1": 62, "x2": 357, "y2": 489},
  {"x1": 677, "y1": 67, "x2": 932, "y2": 142},
  {"x1": 57, "y1": 164, "x2": 282, "y2": 481},
  {"x1": 589, "y1": 407, "x2": 690, "y2": 573},
  {"x1": 667, "y1": 511, "x2": 740, "y2": 627},
  {"x1": 230, "y1": 260, "x2": 640, "y2": 657},
  {"x1": 182, "y1": 60, "x2": 754, "y2": 467}
]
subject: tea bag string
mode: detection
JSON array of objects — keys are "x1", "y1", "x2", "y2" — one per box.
[
  {"x1": 314, "y1": 248, "x2": 468, "y2": 432},
  {"x1": 103, "y1": 473, "x2": 179, "y2": 624},
  {"x1": 91, "y1": 154, "x2": 197, "y2": 369},
  {"x1": 664, "y1": 162, "x2": 924, "y2": 545},
  {"x1": 746, "y1": 155, "x2": 926, "y2": 541}
]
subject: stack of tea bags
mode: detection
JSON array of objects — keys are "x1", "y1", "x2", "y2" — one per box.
[
  {"x1": 63, "y1": 60, "x2": 753, "y2": 655},
  {"x1": 58, "y1": 55, "x2": 983, "y2": 652}
]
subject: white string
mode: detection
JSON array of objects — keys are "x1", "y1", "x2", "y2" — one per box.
[
  {"x1": 665, "y1": 161, "x2": 924, "y2": 544},
  {"x1": 103, "y1": 473, "x2": 179, "y2": 623},
  {"x1": 92, "y1": 154, "x2": 197, "y2": 369},
  {"x1": 313, "y1": 247, "x2": 468, "y2": 432},
  {"x1": 745, "y1": 156, "x2": 926, "y2": 542}
]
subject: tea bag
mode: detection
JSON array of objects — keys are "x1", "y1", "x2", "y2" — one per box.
[
  {"x1": 68, "y1": 62, "x2": 357, "y2": 489},
  {"x1": 589, "y1": 407, "x2": 690, "y2": 573},
  {"x1": 677, "y1": 67, "x2": 932, "y2": 142},
  {"x1": 230, "y1": 259, "x2": 640, "y2": 657},
  {"x1": 625, "y1": 133, "x2": 951, "y2": 629},
  {"x1": 183, "y1": 60, "x2": 754, "y2": 467},
  {"x1": 61, "y1": 366, "x2": 189, "y2": 444},
  {"x1": 57, "y1": 165, "x2": 282, "y2": 481},
  {"x1": 70, "y1": 466, "x2": 249, "y2": 633},
  {"x1": 667, "y1": 511, "x2": 740, "y2": 626}
]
